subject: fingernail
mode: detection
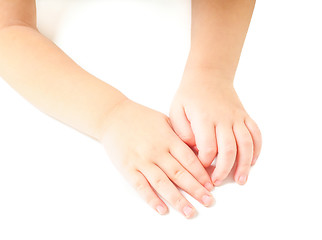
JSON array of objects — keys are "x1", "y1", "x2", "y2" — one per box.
[
  {"x1": 156, "y1": 205, "x2": 166, "y2": 215},
  {"x1": 205, "y1": 182, "x2": 214, "y2": 191},
  {"x1": 183, "y1": 206, "x2": 193, "y2": 218},
  {"x1": 214, "y1": 180, "x2": 222, "y2": 186},
  {"x1": 238, "y1": 175, "x2": 247, "y2": 185},
  {"x1": 202, "y1": 194, "x2": 213, "y2": 206}
]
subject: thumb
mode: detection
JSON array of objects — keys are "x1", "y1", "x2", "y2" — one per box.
[
  {"x1": 190, "y1": 117, "x2": 217, "y2": 168},
  {"x1": 169, "y1": 105, "x2": 195, "y2": 148}
]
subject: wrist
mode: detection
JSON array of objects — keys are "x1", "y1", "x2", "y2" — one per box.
[
  {"x1": 181, "y1": 63, "x2": 234, "y2": 89},
  {"x1": 96, "y1": 94, "x2": 130, "y2": 143},
  {"x1": 184, "y1": 49, "x2": 237, "y2": 83}
]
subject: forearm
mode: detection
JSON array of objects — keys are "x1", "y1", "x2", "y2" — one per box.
[
  {"x1": 187, "y1": 0, "x2": 256, "y2": 80},
  {"x1": 0, "y1": 25, "x2": 126, "y2": 141}
]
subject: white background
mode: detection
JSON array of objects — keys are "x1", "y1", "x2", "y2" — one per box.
[{"x1": 1, "y1": 0, "x2": 321, "y2": 239}]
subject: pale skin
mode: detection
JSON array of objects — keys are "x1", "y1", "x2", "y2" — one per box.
[
  {"x1": 0, "y1": 0, "x2": 261, "y2": 218},
  {"x1": 170, "y1": 0, "x2": 262, "y2": 186}
]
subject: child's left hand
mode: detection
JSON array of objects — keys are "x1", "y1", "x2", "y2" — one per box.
[{"x1": 170, "y1": 68, "x2": 262, "y2": 186}]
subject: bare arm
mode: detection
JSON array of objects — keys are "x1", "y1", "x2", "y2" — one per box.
[
  {"x1": 0, "y1": 0, "x2": 126, "y2": 141},
  {"x1": 170, "y1": 0, "x2": 261, "y2": 186},
  {"x1": 0, "y1": 0, "x2": 214, "y2": 217},
  {"x1": 187, "y1": 0, "x2": 256, "y2": 79}
]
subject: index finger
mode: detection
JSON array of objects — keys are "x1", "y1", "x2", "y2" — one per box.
[{"x1": 170, "y1": 137, "x2": 214, "y2": 191}]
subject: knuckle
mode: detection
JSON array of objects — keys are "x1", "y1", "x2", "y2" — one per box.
[
  {"x1": 255, "y1": 132, "x2": 263, "y2": 146},
  {"x1": 203, "y1": 146, "x2": 217, "y2": 156},
  {"x1": 173, "y1": 169, "x2": 186, "y2": 181},
  {"x1": 193, "y1": 186, "x2": 207, "y2": 197},
  {"x1": 222, "y1": 146, "x2": 236, "y2": 157},
  {"x1": 174, "y1": 197, "x2": 185, "y2": 209},
  {"x1": 240, "y1": 138, "x2": 253, "y2": 149},
  {"x1": 247, "y1": 120, "x2": 262, "y2": 139},
  {"x1": 184, "y1": 152, "x2": 197, "y2": 166},
  {"x1": 133, "y1": 180, "x2": 146, "y2": 192},
  {"x1": 238, "y1": 160, "x2": 251, "y2": 170},
  {"x1": 206, "y1": 148, "x2": 217, "y2": 158},
  {"x1": 154, "y1": 177, "x2": 166, "y2": 188}
]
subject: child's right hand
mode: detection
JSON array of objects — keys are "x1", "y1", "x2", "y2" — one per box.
[{"x1": 100, "y1": 99, "x2": 214, "y2": 218}]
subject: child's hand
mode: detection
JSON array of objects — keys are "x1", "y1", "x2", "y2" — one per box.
[
  {"x1": 170, "y1": 68, "x2": 262, "y2": 186},
  {"x1": 100, "y1": 99, "x2": 214, "y2": 218}
]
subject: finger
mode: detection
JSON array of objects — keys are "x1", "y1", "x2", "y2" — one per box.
[
  {"x1": 169, "y1": 105, "x2": 196, "y2": 147},
  {"x1": 233, "y1": 123, "x2": 254, "y2": 185},
  {"x1": 244, "y1": 117, "x2": 262, "y2": 165},
  {"x1": 141, "y1": 164, "x2": 196, "y2": 218},
  {"x1": 190, "y1": 118, "x2": 217, "y2": 167},
  {"x1": 128, "y1": 170, "x2": 168, "y2": 215},
  {"x1": 211, "y1": 125, "x2": 237, "y2": 186},
  {"x1": 156, "y1": 154, "x2": 214, "y2": 207},
  {"x1": 169, "y1": 138, "x2": 214, "y2": 191}
]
